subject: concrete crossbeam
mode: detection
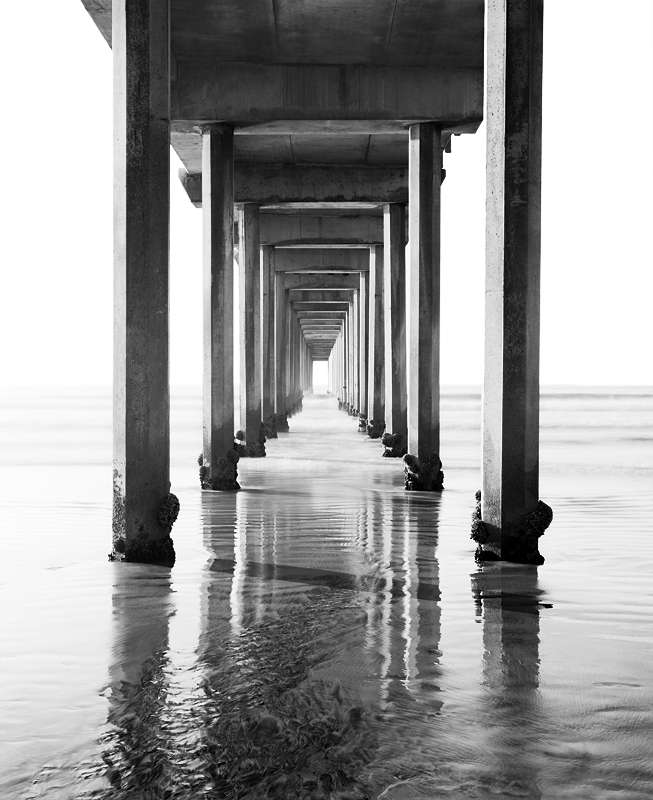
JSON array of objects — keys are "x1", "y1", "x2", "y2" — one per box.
[
  {"x1": 171, "y1": 64, "x2": 483, "y2": 126},
  {"x1": 273, "y1": 248, "x2": 370, "y2": 273},
  {"x1": 260, "y1": 214, "x2": 383, "y2": 246},
  {"x1": 289, "y1": 290, "x2": 354, "y2": 303},
  {"x1": 284, "y1": 273, "x2": 361, "y2": 291},
  {"x1": 293, "y1": 302, "x2": 350, "y2": 313},
  {"x1": 179, "y1": 166, "x2": 407, "y2": 207}
]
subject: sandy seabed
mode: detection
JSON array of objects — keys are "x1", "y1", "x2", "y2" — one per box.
[{"x1": 0, "y1": 387, "x2": 651, "y2": 799}]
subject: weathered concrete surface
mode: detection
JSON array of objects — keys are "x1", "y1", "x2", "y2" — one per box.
[
  {"x1": 274, "y1": 275, "x2": 290, "y2": 430},
  {"x1": 383, "y1": 204, "x2": 407, "y2": 451},
  {"x1": 202, "y1": 124, "x2": 238, "y2": 490},
  {"x1": 406, "y1": 123, "x2": 442, "y2": 489},
  {"x1": 367, "y1": 245, "x2": 385, "y2": 437},
  {"x1": 172, "y1": 64, "x2": 483, "y2": 127},
  {"x1": 180, "y1": 166, "x2": 407, "y2": 207},
  {"x1": 112, "y1": 0, "x2": 175, "y2": 566},
  {"x1": 261, "y1": 246, "x2": 276, "y2": 437},
  {"x1": 481, "y1": 0, "x2": 544, "y2": 563},
  {"x1": 358, "y1": 272, "x2": 369, "y2": 424},
  {"x1": 260, "y1": 215, "x2": 383, "y2": 247},
  {"x1": 293, "y1": 303, "x2": 350, "y2": 313},
  {"x1": 273, "y1": 248, "x2": 370, "y2": 273},
  {"x1": 83, "y1": 0, "x2": 484, "y2": 69},
  {"x1": 288, "y1": 290, "x2": 354, "y2": 304},
  {"x1": 283, "y1": 273, "x2": 361, "y2": 291},
  {"x1": 238, "y1": 205, "x2": 265, "y2": 457}
]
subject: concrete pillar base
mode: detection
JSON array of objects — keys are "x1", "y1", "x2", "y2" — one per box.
[
  {"x1": 276, "y1": 413, "x2": 290, "y2": 432},
  {"x1": 263, "y1": 415, "x2": 278, "y2": 439},
  {"x1": 109, "y1": 534, "x2": 175, "y2": 566},
  {"x1": 366, "y1": 418, "x2": 385, "y2": 439},
  {"x1": 471, "y1": 491, "x2": 552, "y2": 565},
  {"x1": 381, "y1": 431, "x2": 407, "y2": 458},
  {"x1": 403, "y1": 452, "x2": 444, "y2": 491},
  {"x1": 348, "y1": 406, "x2": 358, "y2": 418},
  {"x1": 358, "y1": 413, "x2": 367, "y2": 432},
  {"x1": 110, "y1": 490, "x2": 178, "y2": 566},
  {"x1": 288, "y1": 400, "x2": 303, "y2": 418},
  {"x1": 198, "y1": 453, "x2": 240, "y2": 491},
  {"x1": 235, "y1": 430, "x2": 267, "y2": 458}
]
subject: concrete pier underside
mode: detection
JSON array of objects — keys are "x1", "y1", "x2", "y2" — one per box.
[{"x1": 83, "y1": 0, "x2": 547, "y2": 565}]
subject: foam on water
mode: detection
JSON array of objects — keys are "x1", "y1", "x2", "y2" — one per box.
[{"x1": 0, "y1": 387, "x2": 651, "y2": 799}]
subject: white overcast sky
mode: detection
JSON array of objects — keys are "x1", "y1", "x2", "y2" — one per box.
[{"x1": 0, "y1": 0, "x2": 651, "y2": 386}]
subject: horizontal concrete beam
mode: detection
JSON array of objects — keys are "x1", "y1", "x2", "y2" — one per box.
[
  {"x1": 180, "y1": 166, "x2": 406, "y2": 207},
  {"x1": 171, "y1": 64, "x2": 483, "y2": 126},
  {"x1": 285, "y1": 273, "x2": 360, "y2": 290},
  {"x1": 274, "y1": 248, "x2": 370, "y2": 273},
  {"x1": 260, "y1": 214, "x2": 383, "y2": 246},
  {"x1": 296, "y1": 311, "x2": 347, "y2": 319},
  {"x1": 289, "y1": 290, "x2": 354, "y2": 303},
  {"x1": 300, "y1": 322, "x2": 344, "y2": 329},
  {"x1": 293, "y1": 302, "x2": 350, "y2": 313}
]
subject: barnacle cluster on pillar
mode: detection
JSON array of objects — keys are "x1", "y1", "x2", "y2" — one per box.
[
  {"x1": 471, "y1": 491, "x2": 553, "y2": 566},
  {"x1": 381, "y1": 431, "x2": 407, "y2": 457},
  {"x1": 198, "y1": 451, "x2": 240, "y2": 491},
  {"x1": 234, "y1": 430, "x2": 267, "y2": 458},
  {"x1": 366, "y1": 419, "x2": 385, "y2": 439},
  {"x1": 403, "y1": 452, "x2": 444, "y2": 491}
]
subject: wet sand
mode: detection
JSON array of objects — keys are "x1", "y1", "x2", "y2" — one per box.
[{"x1": 0, "y1": 389, "x2": 652, "y2": 799}]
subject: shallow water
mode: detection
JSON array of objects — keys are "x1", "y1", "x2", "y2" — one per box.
[{"x1": 0, "y1": 387, "x2": 651, "y2": 799}]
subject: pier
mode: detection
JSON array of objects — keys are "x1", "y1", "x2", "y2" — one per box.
[{"x1": 81, "y1": 0, "x2": 549, "y2": 566}]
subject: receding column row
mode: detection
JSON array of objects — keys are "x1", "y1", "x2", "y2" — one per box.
[{"x1": 111, "y1": 0, "x2": 546, "y2": 565}]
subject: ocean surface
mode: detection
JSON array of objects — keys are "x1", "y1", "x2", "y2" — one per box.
[{"x1": 0, "y1": 386, "x2": 651, "y2": 800}]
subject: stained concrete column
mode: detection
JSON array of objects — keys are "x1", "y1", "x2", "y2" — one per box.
[
  {"x1": 382, "y1": 204, "x2": 408, "y2": 458},
  {"x1": 478, "y1": 0, "x2": 550, "y2": 564},
  {"x1": 404, "y1": 123, "x2": 444, "y2": 491},
  {"x1": 357, "y1": 272, "x2": 368, "y2": 431},
  {"x1": 347, "y1": 298, "x2": 357, "y2": 415},
  {"x1": 261, "y1": 246, "x2": 277, "y2": 439},
  {"x1": 237, "y1": 204, "x2": 265, "y2": 457},
  {"x1": 367, "y1": 244, "x2": 385, "y2": 439},
  {"x1": 199, "y1": 124, "x2": 238, "y2": 491},
  {"x1": 274, "y1": 272, "x2": 290, "y2": 431},
  {"x1": 112, "y1": 0, "x2": 178, "y2": 565}
]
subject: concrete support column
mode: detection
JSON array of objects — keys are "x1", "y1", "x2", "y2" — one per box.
[
  {"x1": 404, "y1": 123, "x2": 444, "y2": 491},
  {"x1": 274, "y1": 273, "x2": 290, "y2": 431},
  {"x1": 367, "y1": 244, "x2": 385, "y2": 439},
  {"x1": 348, "y1": 298, "x2": 357, "y2": 415},
  {"x1": 112, "y1": 0, "x2": 178, "y2": 565},
  {"x1": 237, "y1": 204, "x2": 265, "y2": 457},
  {"x1": 199, "y1": 123, "x2": 239, "y2": 491},
  {"x1": 261, "y1": 246, "x2": 277, "y2": 439},
  {"x1": 382, "y1": 204, "x2": 408, "y2": 458},
  {"x1": 343, "y1": 320, "x2": 350, "y2": 411},
  {"x1": 357, "y1": 272, "x2": 369, "y2": 432},
  {"x1": 477, "y1": 0, "x2": 551, "y2": 564}
]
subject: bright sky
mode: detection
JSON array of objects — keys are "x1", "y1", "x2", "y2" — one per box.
[{"x1": 0, "y1": 0, "x2": 651, "y2": 387}]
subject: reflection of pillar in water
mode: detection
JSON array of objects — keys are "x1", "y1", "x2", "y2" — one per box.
[
  {"x1": 471, "y1": 564, "x2": 542, "y2": 792},
  {"x1": 362, "y1": 494, "x2": 378, "y2": 666},
  {"x1": 230, "y1": 492, "x2": 248, "y2": 637},
  {"x1": 407, "y1": 497, "x2": 441, "y2": 693},
  {"x1": 199, "y1": 491, "x2": 238, "y2": 662},
  {"x1": 105, "y1": 565, "x2": 174, "y2": 794},
  {"x1": 376, "y1": 496, "x2": 396, "y2": 704}
]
